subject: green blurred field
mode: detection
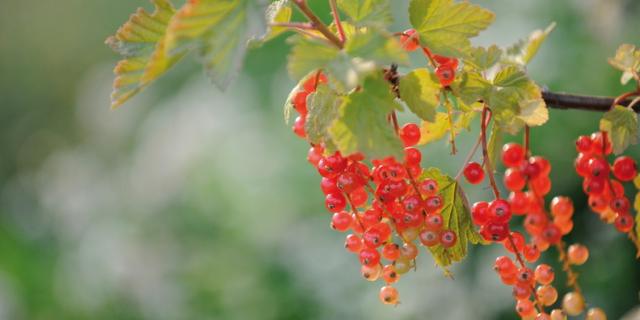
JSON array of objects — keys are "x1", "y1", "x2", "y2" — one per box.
[{"x1": 0, "y1": 1, "x2": 639, "y2": 319}]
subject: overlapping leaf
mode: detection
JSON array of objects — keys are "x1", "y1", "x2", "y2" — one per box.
[
  {"x1": 599, "y1": 105, "x2": 638, "y2": 155},
  {"x1": 419, "y1": 111, "x2": 475, "y2": 145},
  {"x1": 420, "y1": 168, "x2": 484, "y2": 268},
  {"x1": 288, "y1": 28, "x2": 407, "y2": 90},
  {"x1": 105, "y1": 0, "x2": 181, "y2": 108},
  {"x1": 409, "y1": 0, "x2": 494, "y2": 57},
  {"x1": 504, "y1": 22, "x2": 556, "y2": 65},
  {"x1": 337, "y1": 0, "x2": 392, "y2": 27},
  {"x1": 258, "y1": 0, "x2": 292, "y2": 43},
  {"x1": 329, "y1": 74, "x2": 403, "y2": 159},
  {"x1": 305, "y1": 84, "x2": 342, "y2": 147},
  {"x1": 164, "y1": 0, "x2": 252, "y2": 88},
  {"x1": 608, "y1": 44, "x2": 640, "y2": 85},
  {"x1": 399, "y1": 69, "x2": 441, "y2": 122},
  {"x1": 466, "y1": 45, "x2": 502, "y2": 71}
]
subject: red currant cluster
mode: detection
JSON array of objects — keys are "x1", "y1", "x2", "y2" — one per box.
[
  {"x1": 574, "y1": 132, "x2": 637, "y2": 232},
  {"x1": 399, "y1": 29, "x2": 459, "y2": 87},
  {"x1": 289, "y1": 79, "x2": 462, "y2": 305}
]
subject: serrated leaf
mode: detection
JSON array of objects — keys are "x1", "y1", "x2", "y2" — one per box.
[
  {"x1": 409, "y1": 0, "x2": 494, "y2": 57},
  {"x1": 467, "y1": 45, "x2": 502, "y2": 71},
  {"x1": 337, "y1": 0, "x2": 392, "y2": 27},
  {"x1": 399, "y1": 69, "x2": 441, "y2": 122},
  {"x1": 106, "y1": 0, "x2": 181, "y2": 108},
  {"x1": 488, "y1": 66, "x2": 542, "y2": 133},
  {"x1": 450, "y1": 71, "x2": 491, "y2": 105},
  {"x1": 305, "y1": 84, "x2": 342, "y2": 146},
  {"x1": 419, "y1": 168, "x2": 483, "y2": 267},
  {"x1": 257, "y1": 0, "x2": 292, "y2": 43},
  {"x1": 419, "y1": 111, "x2": 476, "y2": 145},
  {"x1": 599, "y1": 105, "x2": 638, "y2": 155},
  {"x1": 504, "y1": 22, "x2": 556, "y2": 65},
  {"x1": 288, "y1": 28, "x2": 407, "y2": 90},
  {"x1": 517, "y1": 99, "x2": 548, "y2": 127},
  {"x1": 608, "y1": 44, "x2": 640, "y2": 85},
  {"x1": 329, "y1": 74, "x2": 403, "y2": 159},
  {"x1": 164, "y1": 0, "x2": 252, "y2": 89}
]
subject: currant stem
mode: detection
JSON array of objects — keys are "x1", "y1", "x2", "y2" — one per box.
[
  {"x1": 344, "y1": 191, "x2": 365, "y2": 230},
  {"x1": 420, "y1": 47, "x2": 438, "y2": 69},
  {"x1": 541, "y1": 90, "x2": 638, "y2": 112},
  {"x1": 328, "y1": 0, "x2": 346, "y2": 44},
  {"x1": 555, "y1": 241, "x2": 583, "y2": 295},
  {"x1": 443, "y1": 93, "x2": 458, "y2": 155},
  {"x1": 480, "y1": 107, "x2": 501, "y2": 199},
  {"x1": 524, "y1": 126, "x2": 531, "y2": 158},
  {"x1": 507, "y1": 234, "x2": 545, "y2": 314},
  {"x1": 292, "y1": 0, "x2": 344, "y2": 49},
  {"x1": 269, "y1": 22, "x2": 314, "y2": 30}
]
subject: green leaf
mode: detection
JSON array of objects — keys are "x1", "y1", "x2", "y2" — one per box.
[
  {"x1": 600, "y1": 105, "x2": 638, "y2": 155},
  {"x1": 418, "y1": 111, "x2": 476, "y2": 145},
  {"x1": 258, "y1": 0, "x2": 292, "y2": 43},
  {"x1": 164, "y1": 0, "x2": 253, "y2": 89},
  {"x1": 399, "y1": 69, "x2": 441, "y2": 122},
  {"x1": 488, "y1": 66, "x2": 543, "y2": 133},
  {"x1": 409, "y1": 0, "x2": 494, "y2": 57},
  {"x1": 450, "y1": 71, "x2": 491, "y2": 105},
  {"x1": 517, "y1": 99, "x2": 548, "y2": 127},
  {"x1": 504, "y1": 22, "x2": 556, "y2": 65},
  {"x1": 466, "y1": 45, "x2": 502, "y2": 71},
  {"x1": 105, "y1": 0, "x2": 182, "y2": 108},
  {"x1": 608, "y1": 44, "x2": 640, "y2": 85},
  {"x1": 305, "y1": 84, "x2": 342, "y2": 146},
  {"x1": 329, "y1": 74, "x2": 403, "y2": 159},
  {"x1": 337, "y1": 0, "x2": 392, "y2": 27},
  {"x1": 419, "y1": 168, "x2": 483, "y2": 268},
  {"x1": 487, "y1": 123, "x2": 502, "y2": 168},
  {"x1": 288, "y1": 28, "x2": 408, "y2": 90}
]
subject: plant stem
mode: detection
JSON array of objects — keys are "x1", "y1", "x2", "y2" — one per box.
[
  {"x1": 329, "y1": 0, "x2": 346, "y2": 44},
  {"x1": 292, "y1": 0, "x2": 344, "y2": 49},
  {"x1": 269, "y1": 22, "x2": 315, "y2": 29},
  {"x1": 524, "y1": 126, "x2": 531, "y2": 157},
  {"x1": 506, "y1": 234, "x2": 545, "y2": 314},
  {"x1": 481, "y1": 107, "x2": 501, "y2": 199},
  {"x1": 555, "y1": 241, "x2": 583, "y2": 295},
  {"x1": 455, "y1": 134, "x2": 483, "y2": 181},
  {"x1": 443, "y1": 93, "x2": 458, "y2": 155},
  {"x1": 541, "y1": 90, "x2": 638, "y2": 112}
]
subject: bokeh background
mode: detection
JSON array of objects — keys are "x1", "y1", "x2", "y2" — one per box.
[{"x1": 1, "y1": 0, "x2": 639, "y2": 319}]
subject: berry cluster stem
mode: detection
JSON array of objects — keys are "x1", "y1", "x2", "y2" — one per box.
[
  {"x1": 555, "y1": 241, "x2": 583, "y2": 295},
  {"x1": 443, "y1": 93, "x2": 458, "y2": 155},
  {"x1": 506, "y1": 234, "x2": 545, "y2": 314},
  {"x1": 292, "y1": 0, "x2": 344, "y2": 49},
  {"x1": 480, "y1": 107, "x2": 501, "y2": 199},
  {"x1": 328, "y1": 0, "x2": 346, "y2": 43}
]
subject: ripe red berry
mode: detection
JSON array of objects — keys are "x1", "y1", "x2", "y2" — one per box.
[
  {"x1": 530, "y1": 156, "x2": 551, "y2": 176},
  {"x1": 359, "y1": 248, "x2": 381, "y2": 267},
  {"x1": 400, "y1": 29, "x2": 419, "y2": 51},
  {"x1": 419, "y1": 178, "x2": 439, "y2": 195},
  {"x1": 488, "y1": 199, "x2": 512, "y2": 223},
  {"x1": 504, "y1": 168, "x2": 526, "y2": 191},
  {"x1": 293, "y1": 91, "x2": 309, "y2": 115},
  {"x1": 382, "y1": 265, "x2": 399, "y2": 284},
  {"x1": 574, "y1": 153, "x2": 592, "y2": 177},
  {"x1": 516, "y1": 299, "x2": 535, "y2": 317},
  {"x1": 424, "y1": 195, "x2": 444, "y2": 213},
  {"x1": 379, "y1": 285, "x2": 399, "y2": 305},
  {"x1": 471, "y1": 201, "x2": 490, "y2": 226},
  {"x1": 502, "y1": 143, "x2": 526, "y2": 167},
  {"x1": 344, "y1": 234, "x2": 363, "y2": 253},
  {"x1": 534, "y1": 264, "x2": 554, "y2": 285},
  {"x1": 424, "y1": 213, "x2": 444, "y2": 231},
  {"x1": 575, "y1": 135, "x2": 593, "y2": 153},
  {"x1": 587, "y1": 157, "x2": 610, "y2": 178},
  {"x1": 440, "y1": 230, "x2": 457, "y2": 248},
  {"x1": 400, "y1": 123, "x2": 421, "y2": 147},
  {"x1": 541, "y1": 224, "x2": 562, "y2": 244},
  {"x1": 503, "y1": 231, "x2": 525, "y2": 253},
  {"x1": 419, "y1": 229, "x2": 440, "y2": 247},
  {"x1": 590, "y1": 131, "x2": 612, "y2": 155},
  {"x1": 435, "y1": 64, "x2": 456, "y2": 87},
  {"x1": 614, "y1": 214, "x2": 634, "y2": 232},
  {"x1": 307, "y1": 145, "x2": 324, "y2": 166},
  {"x1": 433, "y1": 54, "x2": 459, "y2": 69},
  {"x1": 610, "y1": 196, "x2": 630, "y2": 213},
  {"x1": 613, "y1": 156, "x2": 637, "y2": 181},
  {"x1": 523, "y1": 244, "x2": 541, "y2": 263},
  {"x1": 550, "y1": 196, "x2": 574, "y2": 219},
  {"x1": 331, "y1": 211, "x2": 352, "y2": 231},
  {"x1": 567, "y1": 244, "x2": 589, "y2": 265},
  {"x1": 302, "y1": 72, "x2": 328, "y2": 92},
  {"x1": 317, "y1": 153, "x2": 347, "y2": 178},
  {"x1": 463, "y1": 162, "x2": 485, "y2": 184},
  {"x1": 293, "y1": 115, "x2": 306, "y2": 138},
  {"x1": 382, "y1": 243, "x2": 401, "y2": 261},
  {"x1": 404, "y1": 147, "x2": 422, "y2": 165},
  {"x1": 325, "y1": 193, "x2": 347, "y2": 212},
  {"x1": 509, "y1": 191, "x2": 529, "y2": 215},
  {"x1": 494, "y1": 256, "x2": 517, "y2": 276},
  {"x1": 480, "y1": 221, "x2": 510, "y2": 242},
  {"x1": 516, "y1": 267, "x2": 535, "y2": 285}
]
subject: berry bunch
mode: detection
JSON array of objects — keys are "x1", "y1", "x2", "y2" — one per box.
[
  {"x1": 399, "y1": 29, "x2": 459, "y2": 87},
  {"x1": 290, "y1": 72, "x2": 328, "y2": 138},
  {"x1": 574, "y1": 132, "x2": 637, "y2": 233}
]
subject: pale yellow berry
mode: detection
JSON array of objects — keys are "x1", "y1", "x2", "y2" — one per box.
[
  {"x1": 394, "y1": 257, "x2": 412, "y2": 275},
  {"x1": 535, "y1": 312, "x2": 551, "y2": 320},
  {"x1": 586, "y1": 307, "x2": 607, "y2": 320},
  {"x1": 537, "y1": 285, "x2": 558, "y2": 306},
  {"x1": 361, "y1": 264, "x2": 382, "y2": 281},
  {"x1": 562, "y1": 291, "x2": 585, "y2": 316},
  {"x1": 550, "y1": 309, "x2": 567, "y2": 320},
  {"x1": 567, "y1": 244, "x2": 589, "y2": 265}
]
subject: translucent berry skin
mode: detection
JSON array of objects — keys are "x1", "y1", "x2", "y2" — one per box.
[
  {"x1": 516, "y1": 299, "x2": 535, "y2": 317},
  {"x1": 502, "y1": 143, "x2": 526, "y2": 167},
  {"x1": 400, "y1": 29, "x2": 419, "y2": 51},
  {"x1": 516, "y1": 267, "x2": 535, "y2": 285},
  {"x1": 504, "y1": 168, "x2": 526, "y2": 191},
  {"x1": 488, "y1": 199, "x2": 512, "y2": 223},
  {"x1": 509, "y1": 191, "x2": 529, "y2": 215},
  {"x1": 379, "y1": 285, "x2": 399, "y2": 305},
  {"x1": 463, "y1": 162, "x2": 485, "y2": 184},
  {"x1": 307, "y1": 145, "x2": 324, "y2": 166},
  {"x1": 317, "y1": 153, "x2": 347, "y2": 178},
  {"x1": 567, "y1": 244, "x2": 589, "y2": 265},
  {"x1": 382, "y1": 265, "x2": 399, "y2": 284},
  {"x1": 512, "y1": 283, "x2": 531, "y2": 300},
  {"x1": 302, "y1": 72, "x2": 328, "y2": 92},
  {"x1": 494, "y1": 256, "x2": 517, "y2": 275},
  {"x1": 293, "y1": 115, "x2": 306, "y2": 138},
  {"x1": 590, "y1": 132, "x2": 612, "y2": 155},
  {"x1": 344, "y1": 234, "x2": 363, "y2": 253},
  {"x1": 424, "y1": 195, "x2": 444, "y2": 213},
  {"x1": 575, "y1": 135, "x2": 593, "y2": 153},
  {"x1": 361, "y1": 264, "x2": 382, "y2": 281},
  {"x1": 325, "y1": 193, "x2": 347, "y2": 212},
  {"x1": 587, "y1": 157, "x2": 610, "y2": 178},
  {"x1": 435, "y1": 64, "x2": 456, "y2": 87},
  {"x1": 575, "y1": 153, "x2": 592, "y2": 177},
  {"x1": 419, "y1": 229, "x2": 440, "y2": 247},
  {"x1": 550, "y1": 309, "x2": 567, "y2": 320},
  {"x1": 419, "y1": 179, "x2": 439, "y2": 195},
  {"x1": 536, "y1": 312, "x2": 551, "y2": 320},
  {"x1": 400, "y1": 242, "x2": 419, "y2": 260},
  {"x1": 551, "y1": 196, "x2": 574, "y2": 219},
  {"x1": 480, "y1": 221, "x2": 510, "y2": 242},
  {"x1": 523, "y1": 244, "x2": 541, "y2": 263},
  {"x1": 502, "y1": 231, "x2": 525, "y2": 253},
  {"x1": 331, "y1": 211, "x2": 352, "y2": 232},
  {"x1": 424, "y1": 213, "x2": 444, "y2": 231},
  {"x1": 359, "y1": 248, "x2": 381, "y2": 267},
  {"x1": 614, "y1": 214, "x2": 634, "y2": 233},
  {"x1": 400, "y1": 123, "x2": 421, "y2": 147},
  {"x1": 382, "y1": 243, "x2": 401, "y2": 261},
  {"x1": 537, "y1": 285, "x2": 559, "y2": 306},
  {"x1": 613, "y1": 156, "x2": 637, "y2": 181},
  {"x1": 610, "y1": 196, "x2": 630, "y2": 213},
  {"x1": 541, "y1": 224, "x2": 562, "y2": 244},
  {"x1": 440, "y1": 230, "x2": 457, "y2": 248},
  {"x1": 585, "y1": 308, "x2": 607, "y2": 320},
  {"x1": 562, "y1": 291, "x2": 585, "y2": 316},
  {"x1": 404, "y1": 147, "x2": 422, "y2": 165},
  {"x1": 535, "y1": 264, "x2": 555, "y2": 285},
  {"x1": 471, "y1": 201, "x2": 490, "y2": 226}
]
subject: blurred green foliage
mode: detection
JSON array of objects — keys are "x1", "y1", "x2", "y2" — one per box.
[{"x1": 0, "y1": 1, "x2": 639, "y2": 319}]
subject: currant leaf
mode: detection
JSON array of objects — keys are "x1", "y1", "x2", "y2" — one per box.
[
  {"x1": 599, "y1": 105, "x2": 638, "y2": 155},
  {"x1": 466, "y1": 45, "x2": 502, "y2": 71},
  {"x1": 517, "y1": 99, "x2": 549, "y2": 127},
  {"x1": 329, "y1": 74, "x2": 404, "y2": 159},
  {"x1": 419, "y1": 111, "x2": 476, "y2": 145},
  {"x1": 257, "y1": 0, "x2": 292, "y2": 43},
  {"x1": 105, "y1": 0, "x2": 181, "y2": 109},
  {"x1": 504, "y1": 22, "x2": 556, "y2": 65},
  {"x1": 305, "y1": 84, "x2": 342, "y2": 146},
  {"x1": 289, "y1": 28, "x2": 407, "y2": 90},
  {"x1": 420, "y1": 168, "x2": 484, "y2": 268},
  {"x1": 399, "y1": 69, "x2": 441, "y2": 122},
  {"x1": 164, "y1": 0, "x2": 256, "y2": 89},
  {"x1": 408, "y1": 0, "x2": 495, "y2": 57},
  {"x1": 487, "y1": 123, "x2": 502, "y2": 168},
  {"x1": 488, "y1": 66, "x2": 544, "y2": 133},
  {"x1": 608, "y1": 44, "x2": 640, "y2": 85},
  {"x1": 337, "y1": 0, "x2": 393, "y2": 27},
  {"x1": 450, "y1": 71, "x2": 491, "y2": 105}
]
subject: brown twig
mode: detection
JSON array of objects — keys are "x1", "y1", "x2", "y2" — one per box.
[
  {"x1": 328, "y1": 0, "x2": 346, "y2": 44},
  {"x1": 292, "y1": 0, "x2": 344, "y2": 49},
  {"x1": 480, "y1": 107, "x2": 501, "y2": 199}
]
